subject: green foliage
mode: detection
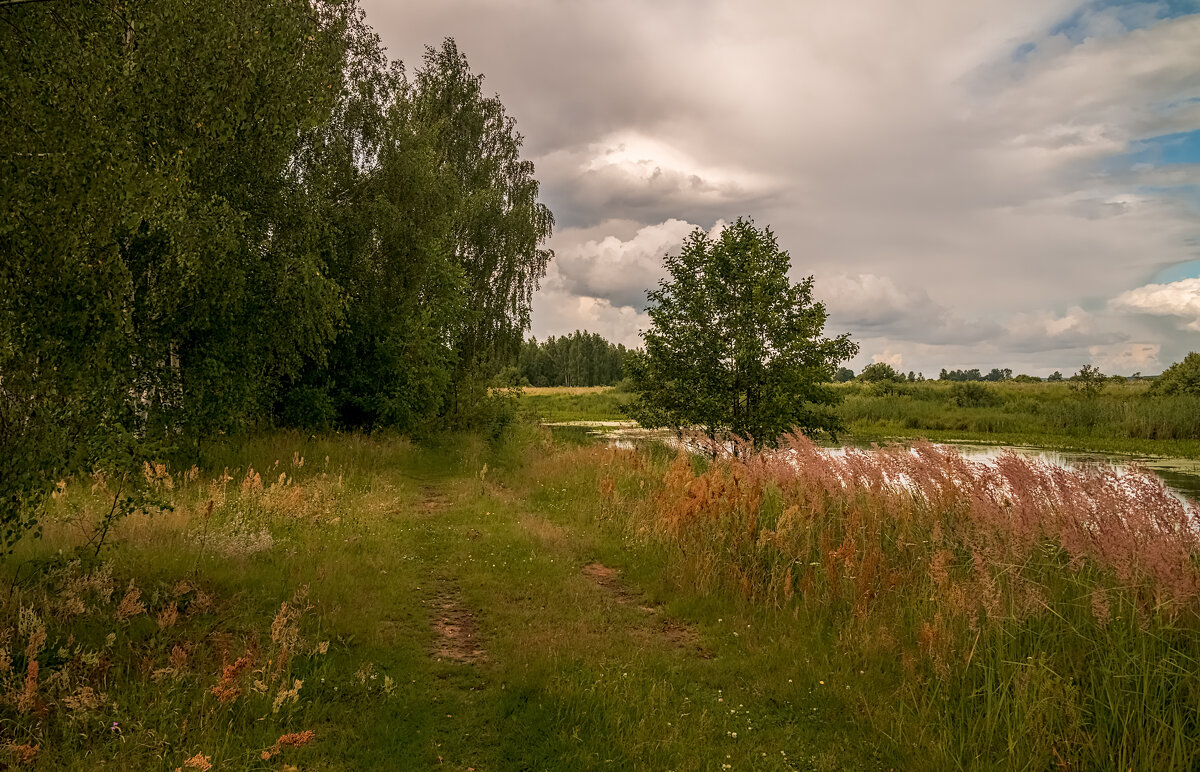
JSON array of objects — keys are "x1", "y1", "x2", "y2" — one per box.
[
  {"x1": 518, "y1": 331, "x2": 628, "y2": 387},
  {"x1": 837, "y1": 379, "x2": 1200, "y2": 452},
  {"x1": 949, "y1": 381, "x2": 1002, "y2": 408},
  {"x1": 411, "y1": 41, "x2": 554, "y2": 421},
  {"x1": 1150, "y1": 352, "x2": 1200, "y2": 396},
  {"x1": 1069, "y1": 364, "x2": 1107, "y2": 398},
  {"x1": 858, "y1": 362, "x2": 905, "y2": 382},
  {"x1": 624, "y1": 218, "x2": 857, "y2": 445},
  {"x1": 1048, "y1": 370, "x2": 1064, "y2": 382},
  {"x1": 834, "y1": 367, "x2": 855, "y2": 383},
  {"x1": 0, "y1": 6, "x2": 552, "y2": 550},
  {"x1": 939, "y1": 368, "x2": 983, "y2": 381}
]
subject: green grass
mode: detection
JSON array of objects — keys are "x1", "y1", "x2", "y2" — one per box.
[
  {"x1": 1, "y1": 427, "x2": 899, "y2": 770},
  {"x1": 7, "y1": 423, "x2": 1198, "y2": 769},
  {"x1": 518, "y1": 382, "x2": 1200, "y2": 458},
  {"x1": 837, "y1": 380, "x2": 1200, "y2": 457},
  {"x1": 517, "y1": 386, "x2": 632, "y2": 423}
]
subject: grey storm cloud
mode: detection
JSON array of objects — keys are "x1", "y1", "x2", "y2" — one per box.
[{"x1": 361, "y1": 0, "x2": 1200, "y2": 375}]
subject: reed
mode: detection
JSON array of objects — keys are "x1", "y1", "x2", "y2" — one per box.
[{"x1": 631, "y1": 433, "x2": 1200, "y2": 769}]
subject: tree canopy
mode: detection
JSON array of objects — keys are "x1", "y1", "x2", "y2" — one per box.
[
  {"x1": 858, "y1": 363, "x2": 905, "y2": 383},
  {"x1": 624, "y1": 218, "x2": 856, "y2": 446},
  {"x1": 1149, "y1": 353, "x2": 1200, "y2": 396},
  {"x1": 0, "y1": 2, "x2": 552, "y2": 550},
  {"x1": 517, "y1": 332, "x2": 629, "y2": 387}
]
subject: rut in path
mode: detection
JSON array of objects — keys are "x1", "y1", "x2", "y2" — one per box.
[
  {"x1": 426, "y1": 585, "x2": 486, "y2": 664},
  {"x1": 582, "y1": 562, "x2": 711, "y2": 657}
]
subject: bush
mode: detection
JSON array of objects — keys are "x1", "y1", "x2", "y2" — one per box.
[
  {"x1": 281, "y1": 387, "x2": 336, "y2": 430},
  {"x1": 1150, "y1": 352, "x2": 1200, "y2": 397},
  {"x1": 950, "y1": 382, "x2": 1002, "y2": 408}
]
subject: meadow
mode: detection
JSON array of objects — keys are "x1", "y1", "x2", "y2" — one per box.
[
  {"x1": 837, "y1": 379, "x2": 1200, "y2": 457},
  {"x1": 3, "y1": 421, "x2": 1198, "y2": 769},
  {"x1": 520, "y1": 381, "x2": 1200, "y2": 458}
]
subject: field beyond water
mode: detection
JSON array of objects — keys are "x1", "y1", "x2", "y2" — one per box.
[
  {"x1": 520, "y1": 381, "x2": 1200, "y2": 459},
  {"x1": 4, "y1": 422, "x2": 1200, "y2": 770}
]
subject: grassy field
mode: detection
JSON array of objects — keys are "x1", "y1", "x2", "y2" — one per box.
[
  {"x1": 519, "y1": 381, "x2": 1200, "y2": 458},
  {"x1": 4, "y1": 424, "x2": 1198, "y2": 769},
  {"x1": 518, "y1": 386, "x2": 632, "y2": 423},
  {"x1": 1, "y1": 428, "x2": 897, "y2": 770},
  {"x1": 837, "y1": 380, "x2": 1200, "y2": 457}
]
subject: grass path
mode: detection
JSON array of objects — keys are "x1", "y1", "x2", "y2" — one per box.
[
  {"x1": 309, "y1": 452, "x2": 900, "y2": 771},
  {"x1": 9, "y1": 434, "x2": 902, "y2": 770}
]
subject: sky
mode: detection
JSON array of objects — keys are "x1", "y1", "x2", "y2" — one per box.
[{"x1": 361, "y1": 0, "x2": 1200, "y2": 377}]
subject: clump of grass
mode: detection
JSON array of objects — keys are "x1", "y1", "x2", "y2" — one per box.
[{"x1": 633, "y1": 433, "x2": 1200, "y2": 769}]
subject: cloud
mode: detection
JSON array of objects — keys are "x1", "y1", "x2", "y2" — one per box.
[
  {"x1": 1004, "y1": 306, "x2": 1128, "y2": 351},
  {"x1": 536, "y1": 133, "x2": 783, "y2": 228},
  {"x1": 548, "y1": 218, "x2": 697, "y2": 310},
  {"x1": 820, "y1": 273, "x2": 1001, "y2": 345},
  {"x1": 1112, "y1": 277, "x2": 1200, "y2": 330},
  {"x1": 362, "y1": 1, "x2": 1200, "y2": 374},
  {"x1": 529, "y1": 283, "x2": 649, "y2": 349},
  {"x1": 871, "y1": 350, "x2": 905, "y2": 370},
  {"x1": 1087, "y1": 342, "x2": 1161, "y2": 373}
]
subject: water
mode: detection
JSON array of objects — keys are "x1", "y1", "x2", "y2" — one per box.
[{"x1": 545, "y1": 421, "x2": 1200, "y2": 501}]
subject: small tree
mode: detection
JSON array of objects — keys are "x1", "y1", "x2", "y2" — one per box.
[
  {"x1": 1069, "y1": 364, "x2": 1106, "y2": 398},
  {"x1": 1048, "y1": 371, "x2": 1064, "y2": 382},
  {"x1": 858, "y1": 362, "x2": 905, "y2": 383},
  {"x1": 834, "y1": 367, "x2": 855, "y2": 383},
  {"x1": 624, "y1": 218, "x2": 857, "y2": 446}
]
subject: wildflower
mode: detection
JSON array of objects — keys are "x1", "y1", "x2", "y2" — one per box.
[
  {"x1": 115, "y1": 581, "x2": 146, "y2": 621},
  {"x1": 4, "y1": 743, "x2": 38, "y2": 764},
  {"x1": 182, "y1": 752, "x2": 212, "y2": 771}
]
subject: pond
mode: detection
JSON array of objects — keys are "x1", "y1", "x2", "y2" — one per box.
[{"x1": 545, "y1": 421, "x2": 1200, "y2": 501}]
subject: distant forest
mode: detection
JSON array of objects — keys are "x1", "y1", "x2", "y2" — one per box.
[{"x1": 514, "y1": 332, "x2": 629, "y2": 387}]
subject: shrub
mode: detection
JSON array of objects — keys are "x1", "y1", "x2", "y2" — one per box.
[
  {"x1": 950, "y1": 382, "x2": 1002, "y2": 408},
  {"x1": 1150, "y1": 352, "x2": 1200, "y2": 396},
  {"x1": 281, "y1": 387, "x2": 337, "y2": 430}
]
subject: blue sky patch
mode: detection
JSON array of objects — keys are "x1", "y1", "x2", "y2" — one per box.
[
  {"x1": 1122, "y1": 130, "x2": 1200, "y2": 166},
  {"x1": 1153, "y1": 259, "x2": 1200, "y2": 284},
  {"x1": 1050, "y1": 0, "x2": 1200, "y2": 42}
]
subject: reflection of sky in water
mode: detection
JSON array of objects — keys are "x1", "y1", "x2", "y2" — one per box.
[{"x1": 549, "y1": 423, "x2": 1200, "y2": 502}]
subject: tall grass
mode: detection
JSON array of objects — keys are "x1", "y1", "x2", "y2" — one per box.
[
  {"x1": 627, "y1": 433, "x2": 1200, "y2": 769},
  {"x1": 838, "y1": 381, "x2": 1200, "y2": 446}
]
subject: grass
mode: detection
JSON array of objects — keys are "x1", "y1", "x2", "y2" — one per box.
[
  {"x1": 518, "y1": 386, "x2": 632, "y2": 423},
  {"x1": 837, "y1": 380, "x2": 1200, "y2": 458},
  {"x1": 5, "y1": 423, "x2": 1199, "y2": 768},
  {"x1": 639, "y1": 434, "x2": 1200, "y2": 770},
  {"x1": 519, "y1": 382, "x2": 1200, "y2": 458},
  {"x1": 0, "y1": 427, "x2": 899, "y2": 770}
]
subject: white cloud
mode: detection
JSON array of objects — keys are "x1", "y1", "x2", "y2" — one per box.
[
  {"x1": 529, "y1": 286, "x2": 649, "y2": 349},
  {"x1": 1112, "y1": 278, "x2": 1200, "y2": 330},
  {"x1": 1087, "y1": 342, "x2": 1161, "y2": 373},
  {"x1": 820, "y1": 273, "x2": 1001, "y2": 345},
  {"x1": 363, "y1": 1, "x2": 1200, "y2": 374},
  {"x1": 549, "y1": 218, "x2": 696, "y2": 310},
  {"x1": 1004, "y1": 306, "x2": 1127, "y2": 351},
  {"x1": 871, "y1": 350, "x2": 904, "y2": 370}
]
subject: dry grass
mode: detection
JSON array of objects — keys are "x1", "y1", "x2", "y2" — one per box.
[
  {"x1": 616, "y1": 432, "x2": 1200, "y2": 768},
  {"x1": 521, "y1": 386, "x2": 616, "y2": 396}
]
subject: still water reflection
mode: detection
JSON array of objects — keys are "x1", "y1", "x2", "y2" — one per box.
[{"x1": 547, "y1": 422, "x2": 1200, "y2": 501}]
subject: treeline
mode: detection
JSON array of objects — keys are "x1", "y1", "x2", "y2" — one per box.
[
  {"x1": 1, "y1": 2, "x2": 551, "y2": 547},
  {"x1": 515, "y1": 332, "x2": 629, "y2": 387}
]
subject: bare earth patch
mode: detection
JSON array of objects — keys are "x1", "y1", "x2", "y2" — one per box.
[
  {"x1": 428, "y1": 588, "x2": 485, "y2": 664},
  {"x1": 418, "y1": 486, "x2": 452, "y2": 514},
  {"x1": 582, "y1": 563, "x2": 710, "y2": 656}
]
